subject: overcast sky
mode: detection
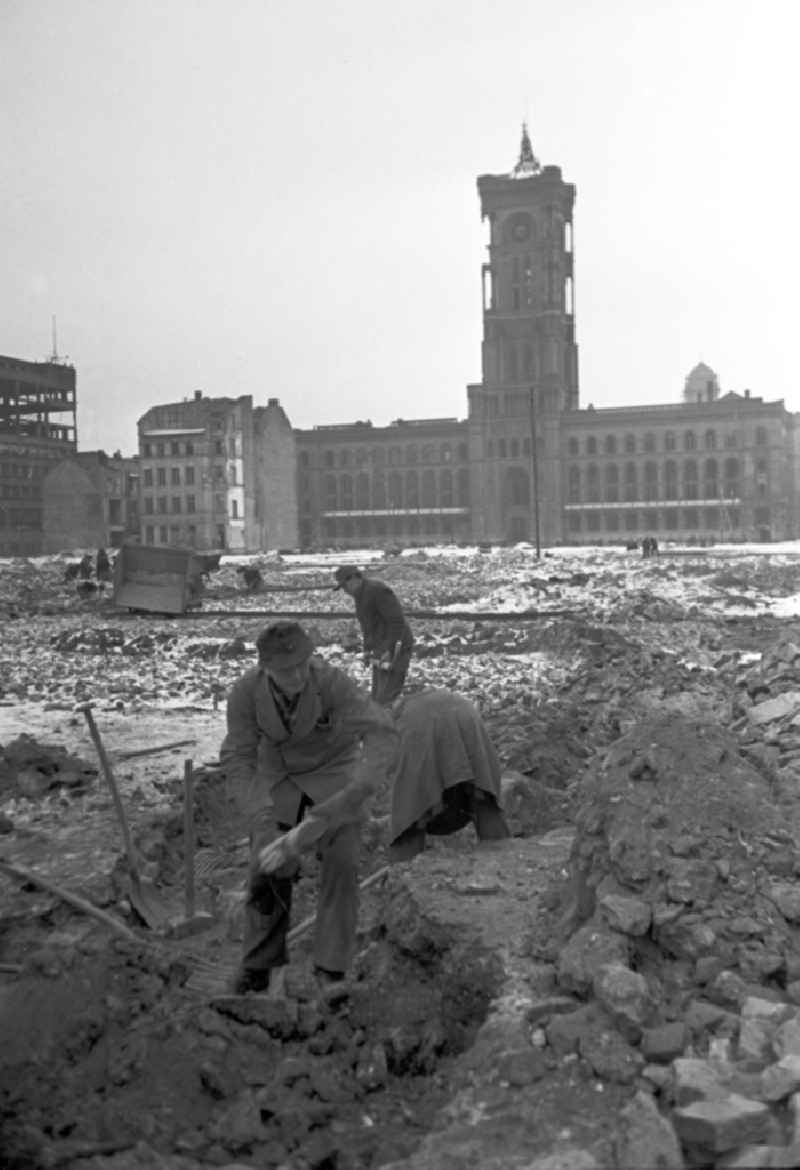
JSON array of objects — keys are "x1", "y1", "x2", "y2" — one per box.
[{"x1": 3, "y1": 0, "x2": 798, "y2": 455}]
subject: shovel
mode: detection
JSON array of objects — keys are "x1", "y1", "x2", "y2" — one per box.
[{"x1": 79, "y1": 704, "x2": 172, "y2": 931}]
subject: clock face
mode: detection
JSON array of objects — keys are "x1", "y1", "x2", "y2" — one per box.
[{"x1": 505, "y1": 212, "x2": 533, "y2": 245}]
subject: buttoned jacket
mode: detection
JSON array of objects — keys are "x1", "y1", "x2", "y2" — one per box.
[{"x1": 221, "y1": 656, "x2": 393, "y2": 826}]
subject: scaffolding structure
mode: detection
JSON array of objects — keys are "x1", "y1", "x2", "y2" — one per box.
[{"x1": 0, "y1": 354, "x2": 77, "y2": 554}]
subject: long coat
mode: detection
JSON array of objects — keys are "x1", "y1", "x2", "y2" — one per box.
[{"x1": 221, "y1": 656, "x2": 394, "y2": 827}]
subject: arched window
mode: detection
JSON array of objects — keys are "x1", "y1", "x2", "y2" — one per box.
[
  {"x1": 523, "y1": 437, "x2": 531, "y2": 455},
  {"x1": 644, "y1": 433, "x2": 656, "y2": 454},
  {"x1": 388, "y1": 446, "x2": 401, "y2": 466},
  {"x1": 339, "y1": 448, "x2": 351, "y2": 468},
  {"x1": 605, "y1": 464, "x2": 619, "y2": 502},
  {"x1": 406, "y1": 470, "x2": 419, "y2": 508},
  {"x1": 510, "y1": 438, "x2": 520, "y2": 459},
  {"x1": 440, "y1": 469, "x2": 453, "y2": 507},
  {"x1": 665, "y1": 460, "x2": 678, "y2": 499},
  {"x1": 457, "y1": 468, "x2": 470, "y2": 506},
  {"x1": 405, "y1": 445, "x2": 418, "y2": 465},
  {"x1": 388, "y1": 472, "x2": 403, "y2": 509},
  {"x1": 568, "y1": 465, "x2": 581, "y2": 503},
  {"x1": 523, "y1": 343, "x2": 534, "y2": 377},
  {"x1": 323, "y1": 450, "x2": 335, "y2": 469},
  {"x1": 422, "y1": 469, "x2": 436, "y2": 507},
  {"x1": 440, "y1": 443, "x2": 452, "y2": 463},
  {"x1": 586, "y1": 436, "x2": 597, "y2": 455},
  {"x1": 325, "y1": 474, "x2": 337, "y2": 510},
  {"x1": 704, "y1": 458, "x2": 718, "y2": 499},
  {"x1": 624, "y1": 462, "x2": 637, "y2": 502},
  {"x1": 624, "y1": 434, "x2": 636, "y2": 454},
  {"x1": 644, "y1": 461, "x2": 658, "y2": 501},
  {"x1": 684, "y1": 431, "x2": 696, "y2": 452},
  {"x1": 586, "y1": 463, "x2": 600, "y2": 503},
  {"x1": 373, "y1": 473, "x2": 386, "y2": 509},
  {"x1": 725, "y1": 432, "x2": 738, "y2": 449},
  {"x1": 340, "y1": 474, "x2": 353, "y2": 509},
  {"x1": 356, "y1": 473, "x2": 370, "y2": 509},
  {"x1": 487, "y1": 439, "x2": 494, "y2": 458},
  {"x1": 355, "y1": 447, "x2": 369, "y2": 467},
  {"x1": 508, "y1": 467, "x2": 529, "y2": 506},
  {"x1": 724, "y1": 457, "x2": 741, "y2": 498},
  {"x1": 704, "y1": 429, "x2": 717, "y2": 451},
  {"x1": 498, "y1": 438, "x2": 507, "y2": 459},
  {"x1": 457, "y1": 442, "x2": 468, "y2": 461},
  {"x1": 683, "y1": 460, "x2": 698, "y2": 500},
  {"x1": 664, "y1": 431, "x2": 676, "y2": 452},
  {"x1": 756, "y1": 426, "x2": 768, "y2": 446},
  {"x1": 421, "y1": 444, "x2": 435, "y2": 463},
  {"x1": 605, "y1": 435, "x2": 617, "y2": 455},
  {"x1": 568, "y1": 437, "x2": 579, "y2": 456}
]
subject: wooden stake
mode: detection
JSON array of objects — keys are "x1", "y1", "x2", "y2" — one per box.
[{"x1": 183, "y1": 758, "x2": 195, "y2": 920}]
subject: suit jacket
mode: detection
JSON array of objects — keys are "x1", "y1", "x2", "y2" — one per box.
[{"x1": 220, "y1": 656, "x2": 394, "y2": 826}]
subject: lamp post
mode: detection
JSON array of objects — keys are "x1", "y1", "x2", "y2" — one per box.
[{"x1": 528, "y1": 385, "x2": 541, "y2": 559}]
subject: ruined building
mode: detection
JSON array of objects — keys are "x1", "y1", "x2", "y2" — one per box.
[
  {"x1": 41, "y1": 451, "x2": 140, "y2": 552},
  {"x1": 135, "y1": 392, "x2": 297, "y2": 552},
  {"x1": 0, "y1": 354, "x2": 76, "y2": 555}
]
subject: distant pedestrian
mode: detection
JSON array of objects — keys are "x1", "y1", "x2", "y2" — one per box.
[
  {"x1": 96, "y1": 548, "x2": 111, "y2": 581},
  {"x1": 78, "y1": 553, "x2": 93, "y2": 579},
  {"x1": 333, "y1": 565, "x2": 414, "y2": 705}
]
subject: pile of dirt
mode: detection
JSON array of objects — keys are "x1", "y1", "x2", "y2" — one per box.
[
  {"x1": 0, "y1": 901, "x2": 496, "y2": 1170},
  {"x1": 0, "y1": 734, "x2": 96, "y2": 801},
  {"x1": 527, "y1": 713, "x2": 800, "y2": 1166}
]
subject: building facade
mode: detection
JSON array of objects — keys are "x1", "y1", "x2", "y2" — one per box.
[
  {"x1": 135, "y1": 391, "x2": 298, "y2": 551},
  {"x1": 0, "y1": 354, "x2": 77, "y2": 555},
  {"x1": 42, "y1": 451, "x2": 140, "y2": 552},
  {"x1": 293, "y1": 417, "x2": 471, "y2": 549}
]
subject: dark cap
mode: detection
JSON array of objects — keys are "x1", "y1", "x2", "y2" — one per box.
[
  {"x1": 256, "y1": 621, "x2": 314, "y2": 668},
  {"x1": 333, "y1": 564, "x2": 363, "y2": 590}
]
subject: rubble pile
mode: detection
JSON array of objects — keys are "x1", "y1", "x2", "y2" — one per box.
[
  {"x1": 0, "y1": 734, "x2": 96, "y2": 801},
  {"x1": 0, "y1": 910, "x2": 493, "y2": 1169},
  {"x1": 530, "y1": 713, "x2": 800, "y2": 1167}
]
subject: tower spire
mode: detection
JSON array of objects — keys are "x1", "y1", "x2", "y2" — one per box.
[{"x1": 511, "y1": 122, "x2": 541, "y2": 178}]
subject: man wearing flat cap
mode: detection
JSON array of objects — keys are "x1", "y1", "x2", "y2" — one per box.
[
  {"x1": 220, "y1": 620, "x2": 396, "y2": 996},
  {"x1": 334, "y1": 565, "x2": 414, "y2": 705}
]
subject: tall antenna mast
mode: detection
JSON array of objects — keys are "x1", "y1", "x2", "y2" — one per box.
[{"x1": 49, "y1": 315, "x2": 59, "y2": 363}]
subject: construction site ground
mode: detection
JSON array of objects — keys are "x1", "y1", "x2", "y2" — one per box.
[{"x1": 4, "y1": 542, "x2": 800, "y2": 1169}]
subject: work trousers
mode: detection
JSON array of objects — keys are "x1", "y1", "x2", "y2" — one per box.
[
  {"x1": 241, "y1": 805, "x2": 361, "y2": 978},
  {"x1": 371, "y1": 645, "x2": 412, "y2": 705}
]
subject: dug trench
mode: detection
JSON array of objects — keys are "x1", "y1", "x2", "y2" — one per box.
[{"x1": 9, "y1": 606, "x2": 800, "y2": 1166}]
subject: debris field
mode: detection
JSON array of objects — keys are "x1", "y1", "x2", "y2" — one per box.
[{"x1": 4, "y1": 543, "x2": 800, "y2": 1168}]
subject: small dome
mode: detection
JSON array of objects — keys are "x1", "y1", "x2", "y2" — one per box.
[{"x1": 683, "y1": 362, "x2": 720, "y2": 404}]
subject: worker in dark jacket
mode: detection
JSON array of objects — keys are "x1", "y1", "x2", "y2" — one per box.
[
  {"x1": 220, "y1": 620, "x2": 396, "y2": 996},
  {"x1": 334, "y1": 565, "x2": 414, "y2": 705}
]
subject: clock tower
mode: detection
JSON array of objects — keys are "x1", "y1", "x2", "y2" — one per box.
[{"x1": 467, "y1": 125, "x2": 578, "y2": 544}]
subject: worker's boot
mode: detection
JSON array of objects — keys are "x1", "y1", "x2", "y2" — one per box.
[
  {"x1": 474, "y1": 799, "x2": 511, "y2": 842},
  {"x1": 388, "y1": 827, "x2": 426, "y2": 863}
]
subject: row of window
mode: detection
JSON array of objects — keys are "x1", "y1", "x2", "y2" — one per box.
[
  {"x1": 142, "y1": 494, "x2": 241, "y2": 519},
  {"x1": 143, "y1": 465, "x2": 196, "y2": 488},
  {"x1": 566, "y1": 508, "x2": 746, "y2": 534},
  {"x1": 567, "y1": 427, "x2": 770, "y2": 457},
  {"x1": 319, "y1": 513, "x2": 468, "y2": 539},
  {"x1": 487, "y1": 437, "x2": 533, "y2": 459},
  {"x1": 301, "y1": 441, "x2": 470, "y2": 471},
  {"x1": 141, "y1": 438, "x2": 229, "y2": 459},
  {"x1": 318, "y1": 468, "x2": 471, "y2": 512},
  {"x1": 566, "y1": 458, "x2": 756, "y2": 503}
]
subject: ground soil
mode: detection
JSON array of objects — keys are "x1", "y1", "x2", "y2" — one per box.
[{"x1": 3, "y1": 546, "x2": 800, "y2": 1168}]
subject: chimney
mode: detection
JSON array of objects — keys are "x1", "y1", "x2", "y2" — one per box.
[
  {"x1": 706, "y1": 380, "x2": 714, "y2": 401},
  {"x1": 267, "y1": 397, "x2": 279, "y2": 406},
  {"x1": 744, "y1": 389, "x2": 751, "y2": 399},
  {"x1": 194, "y1": 390, "x2": 202, "y2": 401}
]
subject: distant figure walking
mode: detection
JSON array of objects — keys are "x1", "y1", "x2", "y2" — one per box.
[
  {"x1": 78, "y1": 553, "x2": 93, "y2": 579},
  {"x1": 333, "y1": 565, "x2": 414, "y2": 705},
  {"x1": 96, "y1": 547, "x2": 111, "y2": 582}
]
